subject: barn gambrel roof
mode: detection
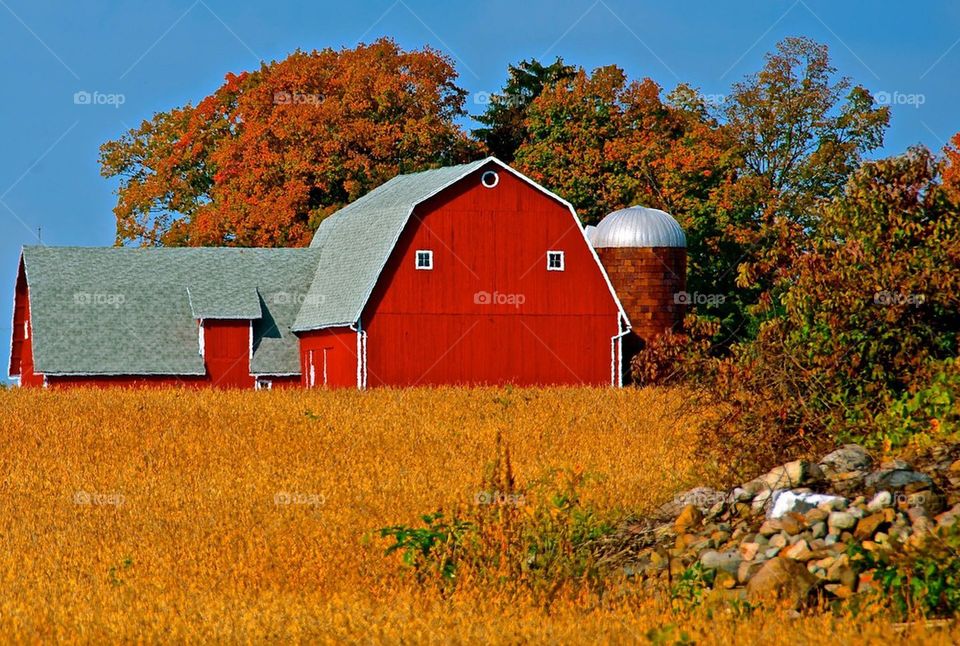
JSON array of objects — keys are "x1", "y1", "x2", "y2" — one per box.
[
  {"x1": 20, "y1": 246, "x2": 320, "y2": 376},
  {"x1": 292, "y1": 157, "x2": 628, "y2": 331}
]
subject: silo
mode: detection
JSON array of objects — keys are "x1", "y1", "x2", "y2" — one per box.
[{"x1": 590, "y1": 206, "x2": 687, "y2": 374}]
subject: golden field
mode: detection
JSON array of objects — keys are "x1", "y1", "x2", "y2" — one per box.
[{"x1": 0, "y1": 386, "x2": 956, "y2": 644}]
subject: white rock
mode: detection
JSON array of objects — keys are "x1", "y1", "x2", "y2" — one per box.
[{"x1": 770, "y1": 491, "x2": 846, "y2": 519}]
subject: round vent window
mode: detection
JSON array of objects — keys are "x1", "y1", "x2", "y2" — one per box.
[{"x1": 481, "y1": 170, "x2": 499, "y2": 188}]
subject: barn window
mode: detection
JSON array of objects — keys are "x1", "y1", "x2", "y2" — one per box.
[
  {"x1": 547, "y1": 251, "x2": 565, "y2": 271},
  {"x1": 415, "y1": 250, "x2": 433, "y2": 270},
  {"x1": 255, "y1": 378, "x2": 273, "y2": 390},
  {"x1": 481, "y1": 170, "x2": 499, "y2": 188}
]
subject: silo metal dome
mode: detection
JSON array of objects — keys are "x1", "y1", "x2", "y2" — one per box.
[{"x1": 591, "y1": 206, "x2": 686, "y2": 248}]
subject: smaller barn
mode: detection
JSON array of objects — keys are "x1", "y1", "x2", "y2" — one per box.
[{"x1": 9, "y1": 158, "x2": 687, "y2": 389}]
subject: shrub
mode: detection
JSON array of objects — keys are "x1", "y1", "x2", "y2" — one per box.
[
  {"x1": 699, "y1": 147, "x2": 960, "y2": 468},
  {"x1": 851, "y1": 525, "x2": 960, "y2": 618}
]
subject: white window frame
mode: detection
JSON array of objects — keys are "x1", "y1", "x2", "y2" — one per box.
[
  {"x1": 415, "y1": 249, "x2": 434, "y2": 270},
  {"x1": 547, "y1": 250, "x2": 565, "y2": 271},
  {"x1": 23, "y1": 320, "x2": 29, "y2": 339},
  {"x1": 255, "y1": 378, "x2": 272, "y2": 390},
  {"x1": 481, "y1": 170, "x2": 500, "y2": 188}
]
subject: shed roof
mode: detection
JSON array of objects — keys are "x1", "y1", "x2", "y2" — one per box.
[{"x1": 21, "y1": 246, "x2": 320, "y2": 376}]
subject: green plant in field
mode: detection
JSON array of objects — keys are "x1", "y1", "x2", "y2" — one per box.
[
  {"x1": 849, "y1": 525, "x2": 960, "y2": 618},
  {"x1": 379, "y1": 513, "x2": 472, "y2": 583},
  {"x1": 108, "y1": 557, "x2": 134, "y2": 587},
  {"x1": 868, "y1": 358, "x2": 960, "y2": 449},
  {"x1": 670, "y1": 563, "x2": 714, "y2": 608},
  {"x1": 646, "y1": 623, "x2": 695, "y2": 645}
]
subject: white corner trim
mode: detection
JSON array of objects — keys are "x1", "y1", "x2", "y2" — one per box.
[{"x1": 610, "y1": 321, "x2": 630, "y2": 388}]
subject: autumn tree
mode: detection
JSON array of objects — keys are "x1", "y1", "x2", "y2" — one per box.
[
  {"x1": 100, "y1": 39, "x2": 483, "y2": 247},
  {"x1": 512, "y1": 65, "x2": 738, "y2": 343},
  {"x1": 718, "y1": 37, "x2": 889, "y2": 314},
  {"x1": 474, "y1": 57, "x2": 575, "y2": 162},
  {"x1": 709, "y1": 145, "x2": 960, "y2": 464}
]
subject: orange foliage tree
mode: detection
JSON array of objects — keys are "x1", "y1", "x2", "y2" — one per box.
[{"x1": 100, "y1": 39, "x2": 483, "y2": 247}]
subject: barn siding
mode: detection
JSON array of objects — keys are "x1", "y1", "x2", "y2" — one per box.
[
  {"x1": 298, "y1": 327, "x2": 359, "y2": 389},
  {"x1": 362, "y1": 163, "x2": 621, "y2": 387},
  {"x1": 9, "y1": 258, "x2": 43, "y2": 386}
]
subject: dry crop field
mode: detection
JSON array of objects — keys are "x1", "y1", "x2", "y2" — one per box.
[{"x1": 0, "y1": 386, "x2": 956, "y2": 644}]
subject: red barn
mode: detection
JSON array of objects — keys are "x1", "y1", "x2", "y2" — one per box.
[{"x1": 8, "y1": 158, "x2": 686, "y2": 389}]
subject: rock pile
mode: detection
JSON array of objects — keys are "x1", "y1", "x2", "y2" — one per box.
[{"x1": 596, "y1": 443, "x2": 960, "y2": 605}]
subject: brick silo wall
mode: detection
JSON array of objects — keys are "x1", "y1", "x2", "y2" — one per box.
[{"x1": 595, "y1": 246, "x2": 687, "y2": 373}]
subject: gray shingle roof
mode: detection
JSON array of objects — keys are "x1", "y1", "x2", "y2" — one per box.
[
  {"x1": 293, "y1": 158, "x2": 491, "y2": 331},
  {"x1": 22, "y1": 246, "x2": 321, "y2": 376}
]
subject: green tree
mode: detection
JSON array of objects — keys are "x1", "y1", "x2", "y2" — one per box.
[
  {"x1": 718, "y1": 36, "x2": 889, "y2": 314},
  {"x1": 473, "y1": 57, "x2": 575, "y2": 162}
]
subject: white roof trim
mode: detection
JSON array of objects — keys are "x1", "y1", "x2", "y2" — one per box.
[
  {"x1": 7, "y1": 251, "x2": 24, "y2": 379},
  {"x1": 486, "y1": 159, "x2": 630, "y2": 329},
  {"x1": 42, "y1": 371, "x2": 208, "y2": 377}
]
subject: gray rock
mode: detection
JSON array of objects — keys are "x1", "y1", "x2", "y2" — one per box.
[
  {"x1": 864, "y1": 469, "x2": 933, "y2": 492},
  {"x1": 700, "y1": 549, "x2": 743, "y2": 574},
  {"x1": 819, "y1": 444, "x2": 872, "y2": 476},
  {"x1": 811, "y1": 522, "x2": 827, "y2": 539},
  {"x1": 741, "y1": 461, "x2": 823, "y2": 497},
  {"x1": 657, "y1": 486, "x2": 727, "y2": 518}
]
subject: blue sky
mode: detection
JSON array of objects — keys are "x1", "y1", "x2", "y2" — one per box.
[{"x1": 2, "y1": 0, "x2": 958, "y2": 379}]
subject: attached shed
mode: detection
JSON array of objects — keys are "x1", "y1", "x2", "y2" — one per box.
[{"x1": 9, "y1": 247, "x2": 319, "y2": 388}]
